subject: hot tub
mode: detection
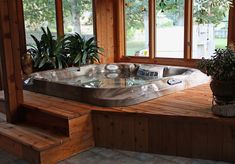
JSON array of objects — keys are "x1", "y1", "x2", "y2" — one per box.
[{"x1": 24, "y1": 63, "x2": 210, "y2": 107}]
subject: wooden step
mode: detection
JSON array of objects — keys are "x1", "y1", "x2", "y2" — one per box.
[
  {"x1": 0, "y1": 113, "x2": 94, "y2": 163},
  {"x1": 20, "y1": 101, "x2": 92, "y2": 137},
  {"x1": 19, "y1": 104, "x2": 71, "y2": 137},
  {"x1": 0, "y1": 122, "x2": 67, "y2": 163}
]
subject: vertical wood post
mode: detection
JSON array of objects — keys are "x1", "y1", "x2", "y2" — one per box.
[
  {"x1": 184, "y1": 0, "x2": 193, "y2": 60},
  {"x1": 56, "y1": 0, "x2": 64, "y2": 37},
  {"x1": 228, "y1": 0, "x2": 235, "y2": 46},
  {"x1": 149, "y1": 0, "x2": 156, "y2": 60},
  {"x1": 0, "y1": 0, "x2": 24, "y2": 123}
]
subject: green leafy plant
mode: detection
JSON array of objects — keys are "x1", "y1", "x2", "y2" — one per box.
[
  {"x1": 198, "y1": 48, "x2": 235, "y2": 81},
  {"x1": 65, "y1": 33, "x2": 103, "y2": 67},
  {"x1": 27, "y1": 27, "x2": 104, "y2": 72},
  {"x1": 28, "y1": 27, "x2": 68, "y2": 71}
]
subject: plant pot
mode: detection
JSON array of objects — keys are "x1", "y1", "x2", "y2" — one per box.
[{"x1": 210, "y1": 79, "x2": 235, "y2": 102}]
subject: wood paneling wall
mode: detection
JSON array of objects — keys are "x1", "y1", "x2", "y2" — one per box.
[
  {"x1": 92, "y1": 111, "x2": 235, "y2": 162},
  {"x1": 0, "y1": 0, "x2": 23, "y2": 122},
  {"x1": 94, "y1": 0, "x2": 115, "y2": 64}
]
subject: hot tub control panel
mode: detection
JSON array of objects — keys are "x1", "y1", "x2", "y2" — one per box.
[{"x1": 167, "y1": 79, "x2": 182, "y2": 85}]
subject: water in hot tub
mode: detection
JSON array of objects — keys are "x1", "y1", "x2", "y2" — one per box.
[
  {"x1": 58, "y1": 65, "x2": 162, "y2": 88},
  {"x1": 77, "y1": 74, "x2": 149, "y2": 88},
  {"x1": 59, "y1": 70, "x2": 157, "y2": 88}
]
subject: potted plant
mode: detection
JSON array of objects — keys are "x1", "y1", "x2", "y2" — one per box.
[
  {"x1": 25, "y1": 28, "x2": 104, "y2": 73},
  {"x1": 27, "y1": 27, "x2": 68, "y2": 71},
  {"x1": 65, "y1": 33, "x2": 103, "y2": 68},
  {"x1": 198, "y1": 47, "x2": 235, "y2": 116}
]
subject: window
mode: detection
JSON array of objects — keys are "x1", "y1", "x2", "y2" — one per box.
[
  {"x1": 120, "y1": 0, "x2": 233, "y2": 65},
  {"x1": 156, "y1": 0, "x2": 185, "y2": 58},
  {"x1": 23, "y1": 0, "x2": 57, "y2": 44},
  {"x1": 125, "y1": 0, "x2": 149, "y2": 57},
  {"x1": 63, "y1": 0, "x2": 94, "y2": 36},
  {"x1": 23, "y1": 0, "x2": 95, "y2": 45},
  {"x1": 192, "y1": 0, "x2": 230, "y2": 59}
]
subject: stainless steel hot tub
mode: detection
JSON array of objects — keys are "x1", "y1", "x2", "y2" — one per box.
[{"x1": 24, "y1": 63, "x2": 210, "y2": 106}]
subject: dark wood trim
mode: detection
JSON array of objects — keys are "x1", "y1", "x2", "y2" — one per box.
[
  {"x1": 184, "y1": 0, "x2": 193, "y2": 60},
  {"x1": 123, "y1": 0, "x2": 127, "y2": 58},
  {"x1": 16, "y1": 0, "x2": 26, "y2": 55},
  {"x1": 92, "y1": 0, "x2": 97, "y2": 38},
  {"x1": 114, "y1": 0, "x2": 125, "y2": 62},
  {"x1": 0, "y1": 0, "x2": 23, "y2": 123},
  {"x1": 149, "y1": 0, "x2": 156, "y2": 60},
  {"x1": 56, "y1": 0, "x2": 64, "y2": 36},
  {"x1": 117, "y1": 57, "x2": 198, "y2": 68},
  {"x1": 228, "y1": 0, "x2": 235, "y2": 46}
]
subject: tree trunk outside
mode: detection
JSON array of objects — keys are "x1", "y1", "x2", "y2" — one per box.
[{"x1": 70, "y1": 0, "x2": 81, "y2": 34}]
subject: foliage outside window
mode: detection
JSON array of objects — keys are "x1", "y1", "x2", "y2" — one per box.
[
  {"x1": 125, "y1": 0, "x2": 149, "y2": 57},
  {"x1": 156, "y1": 0, "x2": 185, "y2": 58},
  {"x1": 63, "y1": 0, "x2": 94, "y2": 36},
  {"x1": 192, "y1": 0, "x2": 231, "y2": 59},
  {"x1": 124, "y1": 0, "x2": 233, "y2": 59},
  {"x1": 23, "y1": 0, "x2": 94, "y2": 45},
  {"x1": 23, "y1": 0, "x2": 57, "y2": 44}
]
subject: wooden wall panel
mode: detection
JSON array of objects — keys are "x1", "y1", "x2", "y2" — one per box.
[
  {"x1": 134, "y1": 116, "x2": 149, "y2": 152},
  {"x1": 94, "y1": 0, "x2": 115, "y2": 64},
  {"x1": 112, "y1": 114, "x2": 135, "y2": 150},
  {"x1": 93, "y1": 111, "x2": 235, "y2": 163},
  {"x1": 176, "y1": 120, "x2": 192, "y2": 157}
]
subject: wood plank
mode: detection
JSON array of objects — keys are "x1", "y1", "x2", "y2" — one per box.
[
  {"x1": 20, "y1": 107, "x2": 70, "y2": 136},
  {"x1": 162, "y1": 117, "x2": 177, "y2": 155},
  {"x1": 112, "y1": 113, "x2": 135, "y2": 150},
  {"x1": 0, "y1": 123, "x2": 63, "y2": 151},
  {"x1": 206, "y1": 123, "x2": 223, "y2": 160},
  {"x1": 68, "y1": 114, "x2": 93, "y2": 136},
  {"x1": 191, "y1": 123, "x2": 208, "y2": 159},
  {"x1": 134, "y1": 116, "x2": 149, "y2": 152},
  {"x1": 177, "y1": 120, "x2": 192, "y2": 157},
  {"x1": 149, "y1": 117, "x2": 163, "y2": 154},
  {"x1": 40, "y1": 132, "x2": 94, "y2": 164},
  {"x1": 222, "y1": 125, "x2": 235, "y2": 162},
  {"x1": 94, "y1": 0, "x2": 114, "y2": 63},
  {"x1": 92, "y1": 112, "x2": 113, "y2": 148}
]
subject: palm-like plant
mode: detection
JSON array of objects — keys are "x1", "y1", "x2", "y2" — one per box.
[
  {"x1": 65, "y1": 33, "x2": 103, "y2": 67},
  {"x1": 28, "y1": 27, "x2": 68, "y2": 71}
]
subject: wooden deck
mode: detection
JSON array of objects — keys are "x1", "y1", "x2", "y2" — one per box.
[
  {"x1": 21, "y1": 84, "x2": 229, "y2": 121},
  {"x1": 0, "y1": 84, "x2": 235, "y2": 163},
  {"x1": 0, "y1": 83, "x2": 220, "y2": 119}
]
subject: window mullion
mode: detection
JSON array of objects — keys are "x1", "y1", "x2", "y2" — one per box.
[
  {"x1": 55, "y1": 0, "x2": 64, "y2": 37},
  {"x1": 184, "y1": 0, "x2": 193, "y2": 60},
  {"x1": 228, "y1": 0, "x2": 235, "y2": 46},
  {"x1": 149, "y1": 0, "x2": 155, "y2": 60}
]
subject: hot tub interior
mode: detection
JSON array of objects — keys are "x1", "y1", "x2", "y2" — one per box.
[{"x1": 24, "y1": 63, "x2": 210, "y2": 106}]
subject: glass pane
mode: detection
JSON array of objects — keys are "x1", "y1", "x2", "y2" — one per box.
[
  {"x1": 125, "y1": 0, "x2": 149, "y2": 57},
  {"x1": 192, "y1": 0, "x2": 230, "y2": 59},
  {"x1": 155, "y1": 0, "x2": 185, "y2": 58},
  {"x1": 23, "y1": 0, "x2": 57, "y2": 44},
  {"x1": 63, "y1": 0, "x2": 94, "y2": 37}
]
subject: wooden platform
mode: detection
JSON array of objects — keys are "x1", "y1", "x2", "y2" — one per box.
[
  {"x1": 0, "y1": 84, "x2": 234, "y2": 163},
  {"x1": 24, "y1": 84, "x2": 214, "y2": 117}
]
